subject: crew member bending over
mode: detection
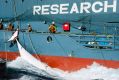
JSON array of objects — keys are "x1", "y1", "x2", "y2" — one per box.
[{"x1": 7, "y1": 22, "x2": 14, "y2": 31}]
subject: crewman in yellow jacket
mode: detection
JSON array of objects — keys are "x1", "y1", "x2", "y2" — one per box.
[{"x1": 49, "y1": 21, "x2": 57, "y2": 33}]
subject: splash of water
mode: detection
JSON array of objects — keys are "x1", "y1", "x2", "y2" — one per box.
[{"x1": 7, "y1": 57, "x2": 119, "y2": 80}]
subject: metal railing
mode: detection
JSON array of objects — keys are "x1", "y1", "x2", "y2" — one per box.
[{"x1": 69, "y1": 34, "x2": 119, "y2": 50}]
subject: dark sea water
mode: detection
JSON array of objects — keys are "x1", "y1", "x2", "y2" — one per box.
[{"x1": 0, "y1": 68, "x2": 55, "y2": 80}]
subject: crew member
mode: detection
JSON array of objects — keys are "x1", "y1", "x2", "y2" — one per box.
[
  {"x1": 28, "y1": 24, "x2": 32, "y2": 32},
  {"x1": 7, "y1": 22, "x2": 14, "y2": 31},
  {"x1": 0, "y1": 21, "x2": 3, "y2": 30},
  {"x1": 49, "y1": 21, "x2": 57, "y2": 33}
]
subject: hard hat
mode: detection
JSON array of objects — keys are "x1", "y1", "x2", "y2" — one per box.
[
  {"x1": 0, "y1": 19, "x2": 3, "y2": 22},
  {"x1": 78, "y1": 26, "x2": 82, "y2": 30},
  {"x1": 27, "y1": 24, "x2": 30, "y2": 25},
  {"x1": 52, "y1": 21, "x2": 55, "y2": 24},
  {"x1": 9, "y1": 22, "x2": 12, "y2": 24}
]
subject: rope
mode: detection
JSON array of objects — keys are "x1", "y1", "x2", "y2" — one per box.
[
  {"x1": 12, "y1": 0, "x2": 17, "y2": 21},
  {"x1": 113, "y1": 35, "x2": 115, "y2": 49},
  {"x1": 27, "y1": 32, "x2": 40, "y2": 59},
  {"x1": 99, "y1": 50, "x2": 107, "y2": 66},
  {"x1": 64, "y1": 34, "x2": 78, "y2": 57},
  {"x1": 22, "y1": 32, "x2": 26, "y2": 49},
  {"x1": 52, "y1": 34, "x2": 68, "y2": 55},
  {"x1": 4, "y1": 30, "x2": 7, "y2": 62}
]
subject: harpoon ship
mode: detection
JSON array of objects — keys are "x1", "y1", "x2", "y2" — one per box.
[{"x1": 0, "y1": 0, "x2": 119, "y2": 72}]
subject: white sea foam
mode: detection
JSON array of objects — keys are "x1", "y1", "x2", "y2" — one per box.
[
  {"x1": 17, "y1": 75, "x2": 38, "y2": 80},
  {"x1": 7, "y1": 57, "x2": 119, "y2": 80}
]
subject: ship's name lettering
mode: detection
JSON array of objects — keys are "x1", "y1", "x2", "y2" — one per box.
[{"x1": 33, "y1": 0, "x2": 117, "y2": 15}]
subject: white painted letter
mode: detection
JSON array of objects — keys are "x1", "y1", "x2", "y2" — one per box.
[
  {"x1": 60, "y1": 4, "x2": 69, "y2": 14},
  {"x1": 42, "y1": 5, "x2": 50, "y2": 15},
  {"x1": 104, "y1": 0, "x2": 117, "y2": 12},
  {"x1": 92, "y1": 2, "x2": 103, "y2": 13},
  {"x1": 51, "y1": 4, "x2": 59, "y2": 14},
  {"x1": 33, "y1": 6, "x2": 41, "y2": 15},
  {"x1": 80, "y1": 2, "x2": 91, "y2": 13},
  {"x1": 70, "y1": 3, "x2": 79, "y2": 14}
]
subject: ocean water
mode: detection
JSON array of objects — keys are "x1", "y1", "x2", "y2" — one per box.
[{"x1": 2, "y1": 57, "x2": 118, "y2": 80}]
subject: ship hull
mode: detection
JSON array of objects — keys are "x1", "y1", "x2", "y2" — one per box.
[
  {"x1": 0, "y1": 30, "x2": 119, "y2": 71},
  {"x1": 0, "y1": 51, "x2": 119, "y2": 71}
]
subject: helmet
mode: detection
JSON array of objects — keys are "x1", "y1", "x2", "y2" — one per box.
[
  {"x1": 78, "y1": 26, "x2": 82, "y2": 30},
  {"x1": 27, "y1": 24, "x2": 30, "y2": 26},
  {"x1": 16, "y1": 28, "x2": 19, "y2": 31},
  {"x1": 52, "y1": 21, "x2": 55, "y2": 24},
  {"x1": 0, "y1": 19, "x2": 3, "y2": 22},
  {"x1": 9, "y1": 22, "x2": 12, "y2": 25}
]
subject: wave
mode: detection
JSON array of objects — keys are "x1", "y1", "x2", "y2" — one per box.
[{"x1": 7, "y1": 57, "x2": 119, "y2": 80}]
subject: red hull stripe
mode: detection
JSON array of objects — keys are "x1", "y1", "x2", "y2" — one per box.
[{"x1": 0, "y1": 52, "x2": 119, "y2": 71}]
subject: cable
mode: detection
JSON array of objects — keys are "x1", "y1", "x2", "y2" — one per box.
[
  {"x1": 22, "y1": 32, "x2": 26, "y2": 49},
  {"x1": 27, "y1": 32, "x2": 40, "y2": 60},
  {"x1": 99, "y1": 49, "x2": 107, "y2": 66},
  {"x1": 64, "y1": 34, "x2": 76, "y2": 56},
  {"x1": 4, "y1": 30, "x2": 7, "y2": 62},
  {"x1": 52, "y1": 34, "x2": 68, "y2": 56},
  {"x1": 12, "y1": 0, "x2": 17, "y2": 21}
]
